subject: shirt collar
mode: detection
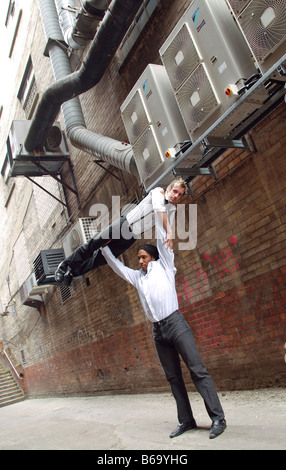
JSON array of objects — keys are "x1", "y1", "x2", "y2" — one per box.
[{"x1": 140, "y1": 260, "x2": 157, "y2": 276}]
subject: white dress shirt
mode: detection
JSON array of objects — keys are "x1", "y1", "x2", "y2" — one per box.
[
  {"x1": 101, "y1": 215, "x2": 179, "y2": 323},
  {"x1": 126, "y1": 187, "x2": 176, "y2": 237}
]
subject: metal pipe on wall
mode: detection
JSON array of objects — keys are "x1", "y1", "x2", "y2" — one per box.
[{"x1": 25, "y1": 0, "x2": 143, "y2": 175}]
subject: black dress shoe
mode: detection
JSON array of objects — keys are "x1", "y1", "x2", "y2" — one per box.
[
  {"x1": 209, "y1": 419, "x2": 226, "y2": 439},
  {"x1": 169, "y1": 420, "x2": 197, "y2": 438}
]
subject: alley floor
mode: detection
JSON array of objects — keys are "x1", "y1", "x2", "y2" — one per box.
[{"x1": 0, "y1": 388, "x2": 285, "y2": 451}]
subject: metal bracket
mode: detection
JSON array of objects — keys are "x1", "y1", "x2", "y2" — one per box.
[
  {"x1": 146, "y1": 54, "x2": 286, "y2": 193},
  {"x1": 93, "y1": 159, "x2": 121, "y2": 181},
  {"x1": 43, "y1": 38, "x2": 69, "y2": 57},
  {"x1": 24, "y1": 158, "x2": 80, "y2": 215},
  {"x1": 201, "y1": 135, "x2": 252, "y2": 152},
  {"x1": 173, "y1": 163, "x2": 218, "y2": 179}
]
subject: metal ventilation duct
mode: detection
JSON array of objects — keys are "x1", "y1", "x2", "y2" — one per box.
[
  {"x1": 24, "y1": 0, "x2": 144, "y2": 175},
  {"x1": 55, "y1": 0, "x2": 112, "y2": 48}
]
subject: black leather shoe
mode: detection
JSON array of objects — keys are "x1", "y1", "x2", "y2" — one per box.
[
  {"x1": 169, "y1": 420, "x2": 197, "y2": 438},
  {"x1": 55, "y1": 264, "x2": 73, "y2": 286},
  {"x1": 209, "y1": 419, "x2": 226, "y2": 439}
]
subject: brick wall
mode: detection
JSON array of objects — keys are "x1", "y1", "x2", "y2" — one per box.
[
  {"x1": 1, "y1": 1, "x2": 285, "y2": 398},
  {"x1": 22, "y1": 102, "x2": 286, "y2": 397}
]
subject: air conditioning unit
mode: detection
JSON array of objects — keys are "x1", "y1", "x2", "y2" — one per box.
[
  {"x1": 120, "y1": 64, "x2": 189, "y2": 189},
  {"x1": 19, "y1": 273, "x2": 48, "y2": 308},
  {"x1": 226, "y1": 0, "x2": 286, "y2": 73},
  {"x1": 159, "y1": 0, "x2": 258, "y2": 142},
  {"x1": 7, "y1": 120, "x2": 69, "y2": 177},
  {"x1": 62, "y1": 218, "x2": 99, "y2": 258},
  {"x1": 227, "y1": 0, "x2": 252, "y2": 15},
  {"x1": 33, "y1": 249, "x2": 65, "y2": 285}
]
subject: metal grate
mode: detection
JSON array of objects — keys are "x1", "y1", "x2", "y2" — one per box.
[
  {"x1": 175, "y1": 63, "x2": 219, "y2": 133},
  {"x1": 160, "y1": 22, "x2": 201, "y2": 92},
  {"x1": 227, "y1": 0, "x2": 252, "y2": 15},
  {"x1": 59, "y1": 285, "x2": 72, "y2": 304},
  {"x1": 33, "y1": 249, "x2": 65, "y2": 284},
  {"x1": 238, "y1": 0, "x2": 286, "y2": 63}
]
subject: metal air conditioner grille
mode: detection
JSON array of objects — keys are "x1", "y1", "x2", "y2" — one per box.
[
  {"x1": 33, "y1": 249, "x2": 65, "y2": 284},
  {"x1": 80, "y1": 218, "x2": 98, "y2": 242},
  {"x1": 227, "y1": 0, "x2": 252, "y2": 14},
  {"x1": 238, "y1": 0, "x2": 286, "y2": 63},
  {"x1": 121, "y1": 89, "x2": 150, "y2": 144},
  {"x1": 133, "y1": 126, "x2": 163, "y2": 183},
  {"x1": 175, "y1": 63, "x2": 219, "y2": 133},
  {"x1": 160, "y1": 23, "x2": 201, "y2": 91},
  {"x1": 62, "y1": 218, "x2": 98, "y2": 259}
]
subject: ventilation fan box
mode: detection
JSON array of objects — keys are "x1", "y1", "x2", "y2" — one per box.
[
  {"x1": 120, "y1": 64, "x2": 189, "y2": 189},
  {"x1": 33, "y1": 249, "x2": 65, "y2": 285},
  {"x1": 7, "y1": 120, "x2": 69, "y2": 177},
  {"x1": 159, "y1": 0, "x2": 258, "y2": 141},
  {"x1": 226, "y1": 0, "x2": 286, "y2": 73},
  {"x1": 20, "y1": 273, "x2": 48, "y2": 308},
  {"x1": 62, "y1": 218, "x2": 99, "y2": 258}
]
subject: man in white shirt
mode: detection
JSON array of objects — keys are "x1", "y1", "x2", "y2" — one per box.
[
  {"x1": 55, "y1": 178, "x2": 186, "y2": 284},
  {"x1": 100, "y1": 212, "x2": 226, "y2": 440}
]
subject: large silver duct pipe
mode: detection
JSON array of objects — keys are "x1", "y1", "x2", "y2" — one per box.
[
  {"x1": 54, "y1": 0, "x2": 82, "y2": 50},
  {"x1": 55, "y1": 0, "x2": 112, "y2": 49},
  {"x1": 25, "y1": 0, "x2": 143, "y2": 175},
  {"x1": 37, "y1": 0, "x2": 86, "y2": 130}
]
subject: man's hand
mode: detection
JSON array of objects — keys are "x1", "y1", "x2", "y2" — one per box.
[{"x1": 163, "y1": 229, "x2": 173, "y2": 250}]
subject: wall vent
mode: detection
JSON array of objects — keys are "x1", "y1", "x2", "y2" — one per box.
[{"x1": 33, "y1": 249, "x2": 65, "y2": 285}]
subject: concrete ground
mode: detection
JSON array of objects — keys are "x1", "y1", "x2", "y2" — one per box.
[{"x1": 0, "y1": 388, "x2": 285, "y2": 451}]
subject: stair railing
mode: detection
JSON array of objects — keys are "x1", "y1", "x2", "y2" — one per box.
[{"x1": 0, "y1": 349, "x2": 25, "y2": 394}]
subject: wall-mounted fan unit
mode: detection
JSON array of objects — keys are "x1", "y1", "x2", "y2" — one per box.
[
  {"x1": 132, "y1": 126, "x2": 164, "y2": 184},
  {"x1": 120, "y1": 64, "x2": 189, "y2": 189},
  {"x1": 159, "y1": 22, "x2": 202, "y2": 92},
  {"x1": 175, "y1": 63, "x2": 220, "y2": 134},
  {"x1": 159, "y1": 0, "x2": 258, "y2": 141},
  {"x1": 121, "y1": 89, "x2": 151, "y2": 145},
  {"x1": 62, "y1": 218, "x2": 98, "y2": 258},
  {"x1": 7, "y1": 120, "x2": 69, "y2": 177},
  {"x1": 20, "y1": 273, "x2": 48, "y2": 308},
  {"x1": 227, "y1": 0, "x2": 286, "y2": 72}
]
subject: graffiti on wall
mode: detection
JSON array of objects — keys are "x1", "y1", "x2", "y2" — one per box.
[
  {"x1": 176, "y1": 237, "x2": 239, "y2": 349},
  {"x1": 204, "y1": 236, "x2": 239, "y2": 280},
  {"x1": 177, "y1": 237, "x2": 239, "y2": 307}
]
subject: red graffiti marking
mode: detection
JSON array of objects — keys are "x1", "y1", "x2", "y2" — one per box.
[
  {"x1": 177, "y1": 264, "x2": 207, "y2": 311},
  {"x1": 176, "y1": 237, "x2": 239, "y2": 351},
  {"x1": 204, "y1": 239, "x2": 239, "y2": 280},
  {"x1": 177, "y1": 268, "x2": 224, "y2": 347}
]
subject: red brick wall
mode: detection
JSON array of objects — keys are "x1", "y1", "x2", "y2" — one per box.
[
  {"x1": 24, "y1": 103, "x2": 286, "y2": 397},
  {"x1": 7, "y1": 1, "x2": 286, "y2": 397}
]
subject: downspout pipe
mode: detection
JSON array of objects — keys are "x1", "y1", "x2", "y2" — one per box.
[{"x1": 25, "y1": 0, "x2": 143, "y2": 175}]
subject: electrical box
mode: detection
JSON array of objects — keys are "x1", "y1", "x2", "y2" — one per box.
[
  {"x1": 7, "y1": 120, "x2": 69, "y2": 177},
  {"x1": 159, "y1": 0, "x2": 258, "y2": 142},
  {"x1": 226, "y1": 0, "x2": 286, "y2": 73},
  {"x1": 120, "y1": 64, "x2": 189, "y2": 189}
]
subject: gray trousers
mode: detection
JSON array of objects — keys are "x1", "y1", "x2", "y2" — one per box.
[{"x1": 153, "y1": 310, "x2": 224, "y2": 424}]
